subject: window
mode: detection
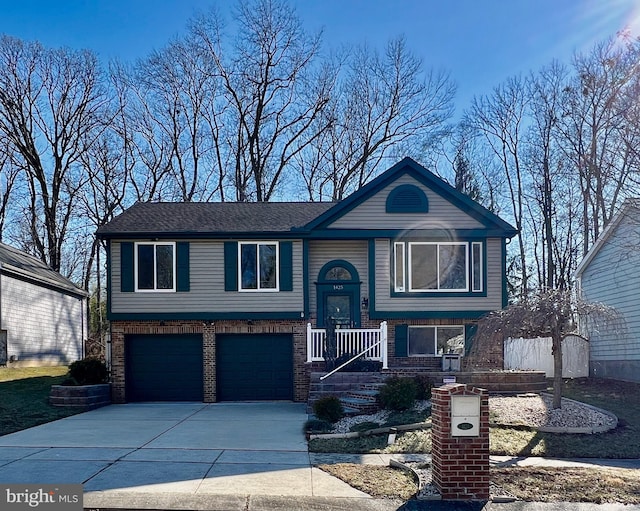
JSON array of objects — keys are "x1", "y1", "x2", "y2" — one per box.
[
  {"x1": 472, "y1": 242, "x2": 483, "y2": 292},
  {"x1": 239, "y1": 242, "x2": 279, "y2": 291},
  {"x1": 408, "y1": 325, "x2": 465, "y2": 356},
  {"x1": 396, "y1": 242, "x2": 468, "y2": 292},
  {"x1": 135, "y1": 242, "x2": 175, "y2": 291}
]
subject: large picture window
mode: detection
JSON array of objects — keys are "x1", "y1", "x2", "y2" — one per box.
[
  {"x1": 408, "y1": 325, "x2": 465, "y2": 356},
  {"x1": 135, "y1": 242, "x2": 175, "y2": 291},
  {"x1": 394, "y1": 241, "x2": 484, "y2": 293},
  {"x1": 239, "y1": 242, "x2": 279, "y2": 291}
]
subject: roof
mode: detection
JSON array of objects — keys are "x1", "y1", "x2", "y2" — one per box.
[
  {"x1": 96, "y1": 157, "x2": 517, "y2": 240},
  {"x1": 0, "y1": 242, "x2": 87, "y2": 297},
  {"x1": 97, "y1": 201, "x2": 336, "y2": 237},
  {"x1": 575, "y1": 197, "x2": 640, "y2": 278}
]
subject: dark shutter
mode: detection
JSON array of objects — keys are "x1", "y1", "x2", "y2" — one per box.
[
  {"x1": 224, "y1": 241, "x2": 238, "y2": 291},
  {"x1": 279, "y1": 241, "x2": 293, "y2": 291},
  {"x1": 176, "y1": 242, "x2": 190, "y2": 292},
  {"x1": 394, "y1": 324, "x2": 408, "y2": 357},
  {"x1": 464, "y1": 324, "x2": 477, "y2": 356},
  {"x1": 121, "y1": 242, "x2": 134, "y2": 292}
]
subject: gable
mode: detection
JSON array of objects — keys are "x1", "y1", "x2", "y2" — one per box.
[
  {"x1": 325, "y1": 173, "x2": 485, "y2": 230},
  {"x1": 301, "y1": 158, "x2": 516, "y2": 237}
]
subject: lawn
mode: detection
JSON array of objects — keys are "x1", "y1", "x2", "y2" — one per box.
[
  {"x1": 311, "y1": 377, "x2": 640, "y2": 503},
  {"x1": 0, "y1": 366, "x2": 84, "y2": 436},
  {"x1": 309, "y1": 378, "x2": 640, "y2": 458}
]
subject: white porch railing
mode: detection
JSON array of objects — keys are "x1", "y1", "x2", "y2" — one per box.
[{"x1": 306, "y1": 321, "x2": 388, "y2": 370}]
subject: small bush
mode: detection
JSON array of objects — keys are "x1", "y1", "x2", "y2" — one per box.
[
  {"x1": 305, "y1": 419, "x2": 333, "y2": 434},
  {"x1": 68, "y1": 357, "x2": 108, "y2": 385},
  {"x1": 413, "y1": 374, "x2": 433, "y2": 401},
  {"x1": 379, "y1": 377, "x2": 418, "y2": 411},
  {"x1": 313, "y1": 395, "x2": 345, "y2": 423}
]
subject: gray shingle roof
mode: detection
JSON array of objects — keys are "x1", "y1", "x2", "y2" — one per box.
[
  {"x1": 0, "y1": 242, "x2": 87, "y2": 296},
  {"x1": 96, "y1": 201, "x2": 336, "y2": 237}
]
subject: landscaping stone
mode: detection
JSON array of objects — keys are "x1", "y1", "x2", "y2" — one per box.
[{"x1": 49, "y1": 383, "x2": 111, "y2": 409}]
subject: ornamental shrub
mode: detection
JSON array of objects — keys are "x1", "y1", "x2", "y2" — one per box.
[
  {"x1": 413, "y1": 374, "x2": 433, "y2": 401},
  {"x1": 313, "y1": 395, "x2": 345, "y2": 423},
  {"x1": 68, "y1": 357, "x2": 108, "y2": 385},
  {"x1": 378, "y1": 376, "x2": 418, "y2": 411}
]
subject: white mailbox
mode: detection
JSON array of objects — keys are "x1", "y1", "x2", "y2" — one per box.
[{"x1": 451, "y1": 395, "x2": 480, "y2": 437}]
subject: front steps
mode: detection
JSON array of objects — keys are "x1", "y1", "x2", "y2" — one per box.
[{"x1": 308, "y1": 372, "x2": 386, "y2": 416}]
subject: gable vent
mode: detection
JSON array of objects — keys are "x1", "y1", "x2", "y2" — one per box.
[{"x1": 386, "y1": 184, "x2": 429, "y2": 213}]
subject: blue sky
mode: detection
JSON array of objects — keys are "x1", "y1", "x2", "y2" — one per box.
[{"x1": 1, "y1": 0, "x2": 638, "y2": 115}]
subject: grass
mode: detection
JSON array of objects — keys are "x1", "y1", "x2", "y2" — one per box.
[
  {"x1": 318, "y1": 463, "x2": 418, "y2": 500},
  {"x1": 310, "y1": 378, "x2": 640, "y2": 458},
  {"x1": 0, "y1": 366, "x2": 84, "y2": 436},
  {"x1": 311, "y1": 378, "x2": 640, "y2": 503}
]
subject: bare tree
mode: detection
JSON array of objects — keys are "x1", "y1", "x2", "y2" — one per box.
[
  {"x1": 299, "y1": 37, "x2": 455, "y2": 200},
  {"x1": 189, "y1": 0, "x2": 333, "y2": 201},
  {"x1": 556, "y1": 38, "x2": 640, "y2": 256},
  {"x1": 0, "y1": 136, "x2": 20, "y2": 240},
  {"x1": 0, "y1": 36, "x2": 109, "y2": 275},
  {"x1": 464, "y1": 76, "x2": 530, "y2": 297},
  {"x1": 471, "y1": 288, "x2": 621, "y2": 408}
]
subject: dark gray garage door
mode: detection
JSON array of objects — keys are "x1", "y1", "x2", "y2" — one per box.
[
  {"x1": 125, "y1": 334, "x2": 203, "y2": 402},
  {"x1": 216, "y1": 334, "x2": 293, "y2": 401}
]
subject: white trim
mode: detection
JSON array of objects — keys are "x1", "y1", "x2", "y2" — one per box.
[
  {"x1": 134, "y1": 241, "x2": 176, "y2": 292},
  {"x1": 472, "y1": 242, "x2": 483, "y2": 292},
  {"x1": 238, "y1": 241, "x2": 280, "y2": 292},
  {"x1": 393, "y1": 242, "x2": 405, "y2": 292}
]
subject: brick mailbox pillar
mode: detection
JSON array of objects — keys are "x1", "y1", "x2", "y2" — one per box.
[{"x1": 431, "y1": 383, "x2": 489, "y2": 501}]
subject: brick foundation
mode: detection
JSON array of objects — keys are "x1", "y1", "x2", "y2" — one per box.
[
  {"x1": 110, "y1": 319, "x2": 308, "y2": 404},
  {"x1": 431, "y1": 383, "x2": 489, "y2": 501}
]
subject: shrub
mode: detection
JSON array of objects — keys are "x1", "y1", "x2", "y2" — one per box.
[
  {"x1": 413, "y1": 374, "x2": 433, "y2": 401},
  {"x1": 67, "y1": 357, "x2": 108, "y2": 385},
  {"x1": 378, "y1": 377, "x2": 418, "y2": 411},
  {"x1": 313, "y1": 395, "x2": 345, "y2": 423},
  {"x1": 304, "y1": 418, "x2": 333, "y2": 434}
]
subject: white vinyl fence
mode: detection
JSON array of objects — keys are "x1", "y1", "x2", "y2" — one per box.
[{"x1": 504, "y1": 335, "x2": 589, "y2": 377}]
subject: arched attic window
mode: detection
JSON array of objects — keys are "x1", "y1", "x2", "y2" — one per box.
[{"x1": 385, "y1": 184, "x2": 429, "y2": 213}]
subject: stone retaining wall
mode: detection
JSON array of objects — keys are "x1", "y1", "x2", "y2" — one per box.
[{"x1": 49, "y1": 384, "x2": 112, "y2": 409}]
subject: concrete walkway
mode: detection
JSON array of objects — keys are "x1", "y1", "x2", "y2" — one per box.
[{"x1": 0, "y1": 403, "x2": 639, "y2": 510}]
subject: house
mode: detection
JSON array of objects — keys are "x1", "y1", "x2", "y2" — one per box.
[
  {"x1": 97, "y1": 157, "x2": 517, "y2": 403},
  {"x1": 0, "y1": 242, "x2": 88, "y2": 366},
  {"x1": 575, "y1": 198, "x2": 640, "y2": 383}
]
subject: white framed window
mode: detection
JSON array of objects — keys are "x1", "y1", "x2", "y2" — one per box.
[
  {"x1": 394, "y1": 242, "x2": 405, "y2": 292},
  {"x1": 239, "y1": 241, "x2": 279, "y2": 291},
  {"x1": 408, "y1": 325, "x2": 465, "y2": 356},
  {"x1": 135, "y1": 242, "x2": 176, "y2": 292},
  {"x1": 472, "y1": 242, "x2": 483, "y2": 292},
  {"x1": 407, "y1": 242, "x2": 468, "y2": 292}
]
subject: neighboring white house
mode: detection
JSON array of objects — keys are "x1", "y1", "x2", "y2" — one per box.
[
  {"x1": 575, "y1": 198, "x2": 640, "y2": 383},
  {"x1": 0, "y1": 242, "x2": 88, "y2": 366}
]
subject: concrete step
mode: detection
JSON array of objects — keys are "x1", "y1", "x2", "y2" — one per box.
[{"x1": 340, "y1": 396, "x2": 380, "y2": 414}]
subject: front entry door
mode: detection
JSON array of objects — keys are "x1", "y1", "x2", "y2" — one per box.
[
  {"x1": 316, "y1": 259, "x2": 361, "y2": 328},
  {"x1": 325, "y1": 293, "x2": 354, "y2": 328}
]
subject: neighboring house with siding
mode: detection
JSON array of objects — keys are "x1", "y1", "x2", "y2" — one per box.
[
  {"x1": 0, "y1": 242, "x2": 88, "y2": 366},
  {"x1": 575, "y1": 198, "x2": 640, "y2": 383},
  {"x1": 97, "y1": 157, "x2": 517, "y2": 403}
]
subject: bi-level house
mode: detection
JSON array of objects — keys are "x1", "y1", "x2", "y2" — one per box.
[{"x1": 97, "y1": 157, "x2": 517, "y2": 403}]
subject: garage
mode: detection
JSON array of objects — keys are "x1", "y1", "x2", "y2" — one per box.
[
  {"x1": 216, "y1": 333, "x2": 293, "y2": 401},
  {"x1": 125, "y1": 334, "x2": 203, "y2": 402}
]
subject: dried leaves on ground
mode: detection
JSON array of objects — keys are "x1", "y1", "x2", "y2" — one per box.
[
  {"x1": 318, "y1": 463, "x2": 418, "y2": 500},
  {"x1": 492, "y1": 467, "x2": 640, "y2": 504}
]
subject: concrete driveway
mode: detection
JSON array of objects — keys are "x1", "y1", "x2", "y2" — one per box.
[{"x1": 0, "y1": 402, "x2": 373, "y2": 508}]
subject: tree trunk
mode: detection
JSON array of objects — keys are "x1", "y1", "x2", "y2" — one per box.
[{"x1": 552, "y1": 334, "x2": 563, "y2": 409}]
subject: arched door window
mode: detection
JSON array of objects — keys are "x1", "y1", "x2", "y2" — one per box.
[{"x1": 316, "y1": 260, "x2": 361, "y2": 328}]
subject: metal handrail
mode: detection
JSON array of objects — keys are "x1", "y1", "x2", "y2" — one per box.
[{"x1": 319, "y1": 339, "x2": 382, "y2": 381}]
